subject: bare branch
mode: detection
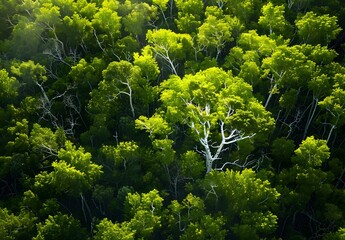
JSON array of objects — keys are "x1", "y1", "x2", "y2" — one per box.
[
  {"x1": 93, "y1": 30, "x2": 106, "y2": 53},
  {"x1": 188, "y1": 105, "x2": 255, "y2": 173}
]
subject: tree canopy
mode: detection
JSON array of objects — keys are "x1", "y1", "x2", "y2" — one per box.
[{"x1": 1, "y1": 0, "x2": 345, "y2": 239}]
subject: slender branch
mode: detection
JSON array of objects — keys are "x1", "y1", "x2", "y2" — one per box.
[{"x1": 188, "y1": 104, "x2": 255, "y2": 173}]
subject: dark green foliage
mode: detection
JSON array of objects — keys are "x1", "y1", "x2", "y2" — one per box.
[
  {"x1": 0, "y1": 0, "x2": 345, "y2": 239},
  {"x1": 33, "y1": 213, "x2": 87, "y2": 240}
]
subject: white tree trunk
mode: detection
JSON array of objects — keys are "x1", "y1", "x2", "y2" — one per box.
[{"x1": 189, "y1": 105, "x2": 255, "y2": 173}]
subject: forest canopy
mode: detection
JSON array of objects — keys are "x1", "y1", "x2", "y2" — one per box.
[{"x1": 1, "y1": 0, "x2": 345, "y2": 239}]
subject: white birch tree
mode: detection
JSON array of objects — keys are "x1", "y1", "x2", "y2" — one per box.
[
  {"x1": 137, "y1": 67, "x2": 274, "y2": 173},
  {"x1": 146, "y1": 29, "x2": 192, "y2": 75}
]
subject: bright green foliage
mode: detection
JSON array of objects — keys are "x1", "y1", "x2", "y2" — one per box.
[
  {"x1": 278, "y1": 88, "x2": 298, "y2": 110},
  {"x1": 261, "y1": 44, "x2": 315, "y2": 108},
  {"x1": 29, "y1": 123, "x2": 66, "y2": 155},
  {"x1": 34, "y1": 141, "x2": 102, "y2": 196},
  {"x1": 146, "y1": 29, "x2": 193, "y2": 74},
  {"x1": 308, "y1": 72, "x2": 331, "y2": 99},
  {"x1": 78, "y1": 1, "x2": 98, "y2": 20},
  {"x1": 6, "y1": 119, "x2": 30, "y2": 153},
  {"x1": 105, "y1": 60, "x2": 147, "y2": 116},
  {"x1": 258, "y1": 2, "x2": 292, "y2": 36},
  {"x1": 238, "y1": 60, "x2": 261, "y2": 86},
  {"x1": 124, "y1": 189, "x2": 163, "y2": 238},
  {"x1": 68, "y1": 57, "x2": 107, "y2": 109},
  {"x1": 10, "y1": 60, "x2": 47, "y2": 84},
  {"x1": 33, "y1": 213, "x2": 86, "y2": 240},
  {"x1": 175, "y1": 0, "x2": 204, "y2": 18},
  {"x1": 278, "y1": 137, "x2": 332, "y2": 211},
  {"x1": 15, "y1": 0, "x2": 40, "y2": 13},
  {"x1": 151, "y1": 138, "x2": 175, "y2": 164},
  {"x1": 133, "y1": 48, "x2": 160, "y2": 82},
  {"x1": 167, "y1": 193, "x2": 205, "y2": 231},
  {"x1": 324, "y1": 227, "x2": 345, "y2": 240},
  {"x1": 166, "y1": 193, "x2": 226, "y2": 239},
  {"x1": 225, "y1": 30, "x2": 279, "y2": 82},
  {"x1": 69, "y1": 57, "x2": 106, "y2": 88},
  {"x1": 101, "y1": 141, "x2": 139, "y2": 168},
  {"x1": 292, "y1": 136, "x2": 330, "y2": 167},
  {"x1": 89, "y1": 59, "x2": 154, "y2": 119},
  {"x1": 0, "y1": 208, "x2": 37, "y2": 240},
  {"x1": 50, "y1": 0, "x2": 76, "y2": 17},
  {"x1": 46, "y1": 160, "x2": 90, "y2": 194},
  {"x1": 223, "y1": 46, "x2": 245, "y2": 73},
  {"x1": 203, "y1": 169, "x2": 280, "y2": 237},
  {"x1": 122, "y1": 2, "x2": 157, "y2": 36},
  {"x1": 21, "y1": 190, "x2": 40, "y2": 211},
  {"x1": 100, "y1": 0, "x2": 119, "y2": 11},
  {"x1": 92, "y1": 4, "x2": 122, "y2": 47},
  {"x1": 239, "y1": 210, "x2": 278, "y2": 234},
  {"x1": 237, "y1": 30, "x2": 280, "y2": 57},
  {"x1": 175, "y1": 0, "x2": 204, "y2": 33},
  {"x1": 0, "y1": 69, "x2": 19, "y2": 101},
  {"x1": 1, "y1": 0, "x2": 345, "y2": 239},
  {"x1": 136, "y1": 114, "x2": 171, "y2": 139},
  {"x1": 319, "y1": 76, "x2": 345, "y2": 141},
  {"x1": 146, "y1": 29, "x2": 192, "y2": 58},
  {"x1": 180, "y1": 215, "x2": 226, "y2": 240},
  {"x1": 203, "y1": 169, "x2": 280, "y2": 219},
  {"x1": 152, "y1": 0, "x2": 169, "y2": 12},
  {"x1": 113, "y1": 35, "x2": 141, "y2": 59},
  {"x1": 319, "y1": 86, "x2": 345, "y2": 121},
  {"x1": 334, "y1": 73, "x2": 345, "y2": 89},
  {"x1": 34, "y1": 3, "x2": 61, "y2": 27},
  {"x1": 136, "y1": 68, "x2": 273, "y2": 172},
  {"x1": 295, "y1": 11, "x2": 342, "y2": 45},
  {"x1": 262, "y1": 45, "x2": 314, "y2": 89},
  {"x1": 102, "y1": 60, "x2": 141, "y2": 87},
  {"x1": 300, "y1": 44, "x2": 338, "y2": 65},
  {"x1": 58, "y1": 141, "x2": 102, "y2": 181},
  {"x1": 159, "y1": 67, "x2": 272, "y2": 130},
  {"x1": 125, "y1": 189, "x2": 163, "y2": 216},
  {"x1": 94, "y1": 219, "x2": 135, "y2": 240},
  {"x1": 154, "y1": 67, "x2": 274, "y2": 172},
  {"x1": 197, "y1": 7, "x2": 243, "y2": 59},
  {"x1": 61, "y1": 13, "x2": 93, "y2": 49},
  {"x1": 220, "y1": 0, "x2": 259, "y2": 24},
  {"x1": 151, "y1": 0, "x2": 170, "y2": 28},
  {"x1": 1, "y1": 117, "x2": 32, "y2": 184}
]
